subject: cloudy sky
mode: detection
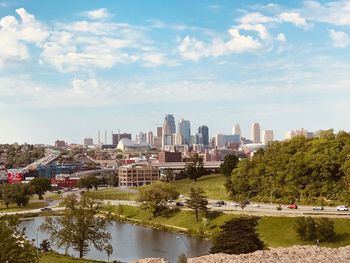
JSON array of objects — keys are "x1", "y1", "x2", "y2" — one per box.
[{"x1": 0, "y1": 0, "x2": 350, "y2": 144}]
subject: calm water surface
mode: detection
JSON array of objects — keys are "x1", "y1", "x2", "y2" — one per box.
[{"x1": 20, "y1": 217, "x2": 212, "y2": 262}]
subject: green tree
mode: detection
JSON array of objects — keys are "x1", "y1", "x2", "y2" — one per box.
[
  {"x1": 316, "y1": 218, "x2": 335, "y2": 242},
  {"x1": 1, "y1": 183, "x2": 32, "y2": 208},
  {"x1": 138, "y1": 182, "x2": 179, "y2": 217},
  {"x1": 29, "y1": 178, "x2": 51, "y2": 200},
  {"x1": 294, "y1": 217, "x2": 308, "y2": 241},
  {"x1": 40, "y1": 194, "x2": 111, "y2": 258},
  {"x1": 13, "y1": 183, "x2": 32, "y2": 207},
  {"x1": 220, "y1": 154, "x2": 239, "y2": 176},
  {"x1": 294, "y1": 217, "x2": 317, "y2": 241},
  {"x1": 104, "y1": 244, "x2": 113, "y2": 263},
  {"x1": 186, "y1": 187, "x2": 208, "y2": 221},
  {"x1": 0, "y1": 215, "x2": 39, "y2": 263},
  {"x1": 210, "y1": 217, "x2": 264, "y2": 254},
  {"x1": 0, "y1": 184, "x2": 14, "y2": 208},
  {"x1": 185, "y1": 153, "x2": 205, "y2": 182},
  {"x1": 163, "y1": 169, "x2": 174, "y2": 182},
  {"x1": 78, "y1": 175, "x2": 101, "y2": 192}
]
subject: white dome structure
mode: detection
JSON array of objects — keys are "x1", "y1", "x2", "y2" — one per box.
[{"x1": 117, "y1": 138, "x2": 150, "y2": 153}]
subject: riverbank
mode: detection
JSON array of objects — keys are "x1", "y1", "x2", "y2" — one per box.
[{"x1": 105, "y1": 204, "x2": 350, "y2": 247}]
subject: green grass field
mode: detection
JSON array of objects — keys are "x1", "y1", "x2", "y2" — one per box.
[
  {"x1": 0, "y1": 201, "x2": 47, "y2": 212},
  {"x1": 40, "y1": 253, "x2": 102, "y2": 263},
  {"x1": 170, "y1": 174, "x2": 229, "y2": 200},
  {"x1": 84, "y1": 188, "x2": 139, "y2": 201},
  {"x1": 82, "y1": 174, "x2": 228, "y2": 201}
]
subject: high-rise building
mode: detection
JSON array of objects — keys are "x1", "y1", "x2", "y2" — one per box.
[
  {"x1": 251, "y1": 123, "x2": 261, "y2": 143},
  {"x1": 157, "y1": 127, "x2": 162, "y2": 138},
  {"x1": 112, "y1": 133, "x2": 132, "y2": 145},
  {"x1": 147, "y1": 131, "x2": 154, "y2": 146},
  {"x1": 262, "y1": 130, "x2": 274, "y2": 144},
  {"x1": 215, "y1": 134, "x2": 225, "y2": 148},
  {"x1": 83, "y1": 137, "x2": 93, "y2": 147},
  {"x1": 137, "y1": 132, "x2": 147, "y2": 144},
  {"x1": 178, "y1": 119, "x2": 191, "y2": 145},
  {"x1": 285, "y1": 128, "x2": 314, "y2": 139},
  {"x1": 162, "y1": 114, "x2": 176, "y2": 148},
  {"x1": 198, "y1": 125, "x2": 209, "y2": 146},
  {"x1": 233, "y1": 124, "x2": 241, "y2": 136}
]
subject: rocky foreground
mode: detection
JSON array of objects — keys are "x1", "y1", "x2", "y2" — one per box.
[{"x1": 132, "y1": 246, "x2": 350, "y2": 263}]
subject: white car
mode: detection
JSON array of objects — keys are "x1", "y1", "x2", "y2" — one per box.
[
  {"x1": 337, "y1": 205, "x2": 349, "y2": 211},
  {"x1": 231, "y1": 202, "x2": 239, "y2": 207},
  {"x1": 250, "y1": 204, "x2": 260, "y2": 208}
]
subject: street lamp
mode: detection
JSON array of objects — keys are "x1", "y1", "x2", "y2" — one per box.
[{"x1": 176, "y1": 234, "x2": 188, "y2": 257}]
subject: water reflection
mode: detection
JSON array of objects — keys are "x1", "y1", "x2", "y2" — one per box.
[{"x1": 20, "y1": 217, "x2": 212, "y2": 262}]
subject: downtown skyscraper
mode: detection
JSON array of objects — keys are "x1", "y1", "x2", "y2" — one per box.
[
  {"x1": 178, "y1": 119, "x2": 191, "y2": 145},
  {"x1": 162, "y1": 114, "x2": 176, "y2": 148}
]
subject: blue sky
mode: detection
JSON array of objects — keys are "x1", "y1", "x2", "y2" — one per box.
[{"x1": 0, "y1": 0, "x2": 350, "y2": 144}]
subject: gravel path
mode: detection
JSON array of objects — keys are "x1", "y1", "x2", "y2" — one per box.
[{"x1": 132, "y1": 245, "x2": 350, "y2": 263}]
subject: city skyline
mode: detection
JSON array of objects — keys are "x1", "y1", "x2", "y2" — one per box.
[{"x1": 0, "y1": 0, "x2": 349, "y2": 144}]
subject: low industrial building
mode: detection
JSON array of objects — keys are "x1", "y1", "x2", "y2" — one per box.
[{"x1": 118, "y1": 163, "x2": 159, "y2": 187}]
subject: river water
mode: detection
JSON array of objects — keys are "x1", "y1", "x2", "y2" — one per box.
[{"x1": 20, "y1": 217, "x2": 212, "y2": 262}]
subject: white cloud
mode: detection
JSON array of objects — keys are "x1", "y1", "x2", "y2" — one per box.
[
  {"x1": 278, "y1": 12, "x2": 307, "y2": 27},
  {"x1": 178, "y1": 28, "x2": 260, "y2": 61},
  {"x1": 303, "y1": 0, "x2": 350, "y2": 26},
  {"x1": 276, "y1": 33, "x2": 286, "y2": 42},
  {"x1": 239, "y1": 12, "x2": 274, "y2": 24},
  {"x1": 0, "y1": 8, "x2": 48, "y2": 66},
  {"x1": 80, "y1": 8, "x2": 110, "y2": 20},
  {"x1": 329, "y1": 30, "x2": 349, "y2": 48},
  {"x1": 238, "y1": 23, "x2": 269, "y2": 39}
]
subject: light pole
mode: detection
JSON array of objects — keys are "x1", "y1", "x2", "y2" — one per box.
[{"x1": 176, "y1": 234, "x2": 188, "y2": 257}]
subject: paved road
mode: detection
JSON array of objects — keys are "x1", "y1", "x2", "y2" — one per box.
[{"x1": 204, "y1": 199, "x2": 350, "y2": 217}]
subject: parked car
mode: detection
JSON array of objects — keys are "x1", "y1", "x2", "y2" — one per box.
[
  {"x1": 313, "y1": 206, "x2": 324, "y2": 210},
  {"x1": 216, "y1": 200, "x2": 226, "y2": 206},
  {"x1": 176, "y1": 202, "x2": 185, "y2": 207},
  {"x1": 287, "y1": 204, "x2": 298, "y2": 209},
  {"x1": 213, "y1": 203, "x2": 221, "y2": 207},
  {"x1": 250, "y1": 203, "x2": 260, "y2": 208},
  {"x1": 337, "y1": 205, "x2": 349, "y2": 211},
  {"x1": 231, "y1": 202, "x2": 240, "y2": 207},
  {"x1": 41, "y1": 207, "x2": 52, "y2": 212}
]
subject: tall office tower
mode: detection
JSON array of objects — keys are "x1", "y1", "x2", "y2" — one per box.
[
  {"x1": 262, "y1": 130, "x2": 274, "y2": 144},
  {"x1": 215, "y1": 134, "x2": 225, "y2": 148},
  {"x1": 137, "y1": 132, "x2": 147, "y2": 143},
  {"x1": 112, "y1": 133, "x2": 132, "y2": 145},
  {"x1": 251, "y1": 122, "x2": 261, "y2": 143},
  {"x1": 83, "y1": 137, "x2": 93, "y2": 147},
  {"x1": 233, "y1": 124, "x2": 241, "y2": 136},
  {"x1": 198, "y1": 125, "x2": 209, "y2": 146},
  {"x1": 157, "y1": 127, "x2": 162, "y2": 138},
  {"x1": 178, "y1": 119, "x2": 191, "y2": 145},
  {"x1": 162, "y1": 114, "x2": 176, "y2": 148},
  {"x1": 147, "y1": 131, "x2": 154, "y2": 146}
]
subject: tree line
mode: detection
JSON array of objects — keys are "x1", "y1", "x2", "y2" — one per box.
[
  {"x1": 0, "y1": 178, "x2": 51, "y2": 208},
  {"x1": 226, "y1": 130, "x2": 350, "y2": 204}
]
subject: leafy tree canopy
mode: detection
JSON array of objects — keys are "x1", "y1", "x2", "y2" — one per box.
[
  {"x1": 210, "y1": 217, "x2": 265, "y2": 254},
  {"x1": 227, "y1": 131, "x2": 350, "y2": 204},
  {"x1": 138, "y1": 181, "x2": 179, "y2": 217}
]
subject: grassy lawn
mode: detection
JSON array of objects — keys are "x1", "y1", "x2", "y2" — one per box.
[
  {"x1": 40, "y1": 253, "x2": 102, "y2": 263},
  {"x1": 0, "y1": 201, "x2": 47, "y2": 212},
  {"x1": 84, "y1": 188, "x2": 139, "y2": 201},
  {"x1": 112, "y1": 205, "x2": 350, "y2": 248},
  {"x1": 170, "y1": 174, "x2": 229, "y2": 200}
]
